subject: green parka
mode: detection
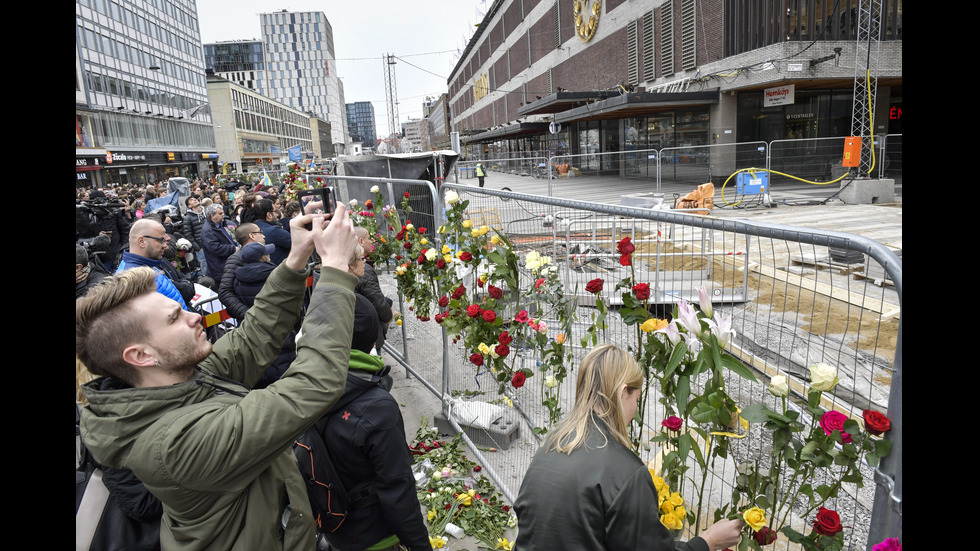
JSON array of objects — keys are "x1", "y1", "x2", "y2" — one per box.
[{"x1": 80, "y1": 264, "x2": 358, "y2": 550}]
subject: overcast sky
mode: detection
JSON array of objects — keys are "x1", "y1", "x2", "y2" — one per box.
[{"x1": 196, "y1": 0, "x2": 487, "y2": 132}]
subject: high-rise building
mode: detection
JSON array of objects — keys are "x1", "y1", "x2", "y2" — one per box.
[
  {"x1": 75, "y1": 0, "x2": 218, "y2": 187},
  {"x1": 204, "y1": 40, "x2": 265, "y2": 92},
  {"x1": 258, "y1": 10, "x2": 349, "y2": 155},
  {"x1": 346, "y1": 101, "x2": 377, "y2": 152}
]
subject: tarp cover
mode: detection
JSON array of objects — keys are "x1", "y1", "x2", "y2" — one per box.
[{"x1": 341, "y1": 151, "x2": 458, "y2": 183}]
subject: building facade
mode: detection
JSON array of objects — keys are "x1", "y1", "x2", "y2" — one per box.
[
  {"x1": 207, "y1": 74, "x2": 314, "y2": 174},
  {"x1": 448, "y1": 0, "x2": 901, "y2": 181},
  {"x1": 424, "y1": 94, "x2": 452, "y2": 151},
  {"x1": 401, "y1": 118, "x2": 426, "y2": 152},
  {"x1": 204, "y1": 40, "x2": 265, "y2": 92},
  {"x1": 259, "y1": 10, "x2": 349, "y2": 155},
  {"x1": 75, "y1": 0, "x2": 218, "y2": 188},
  {"x1": 346, "y1": 101, "x2": 378, "y2": 152}
]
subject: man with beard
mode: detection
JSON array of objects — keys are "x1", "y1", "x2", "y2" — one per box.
[
  {"x1": 117, "y1": 218, "x2": 194, "y2": 309},
  {"x1": 77, "y1": 206, "x2": 359, "y2": 551}
]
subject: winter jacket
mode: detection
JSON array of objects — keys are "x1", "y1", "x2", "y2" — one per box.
[
  {"x1": 514, "y1": 419, "x2": 710, "y2": 551},
  {"x1": 201, "y1": 219, "x2": 238, "y2": 280},
  {"x1": 218, "y1": 249, "x2": 250, "y2": 322},
  {"x1": 256, "y1": 219, "x2": 292, "y2": 265},
  {"x1": 183, "y1": 208, "x2": 207, "y2": 251},
  {"x1": 80, "y1": 264, "x2": 358, "y2": 551},
  {"x1": 234, "y1": 259, "x2": 275, "y2": 308},
  {"x1": 356, "y1": 263, "x2": 392, "y2": 350},
  {"x1": 116, "y1": 251, "x2": 189, "y2": 310},
  {"x1": 319, "y1": 350, "x2": 432, "y2": 551}
]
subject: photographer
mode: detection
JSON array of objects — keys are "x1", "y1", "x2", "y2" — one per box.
[{"x1": 76, "y1": 191, "x2": 131, "y2": 271}]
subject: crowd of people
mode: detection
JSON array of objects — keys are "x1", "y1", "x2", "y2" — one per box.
[{"x1": 75, "y1": 177, "x2": 742, "y2": 551}]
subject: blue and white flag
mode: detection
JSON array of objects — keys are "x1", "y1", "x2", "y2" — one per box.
[{"x1": 288, "y1": 144, "x2": 302, "y2": 162}]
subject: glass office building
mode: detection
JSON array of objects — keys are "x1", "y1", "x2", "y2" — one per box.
[{"x1": 75, "y1": 0, "x2": 217, "y2": 187}]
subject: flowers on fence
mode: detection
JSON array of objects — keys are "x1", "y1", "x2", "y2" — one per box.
[
  {"x1": 349, "y1": 186, "x2": 402, "y2": 269},
  {"x1": 411, "y1": 420, "x2": 515, "y2": 548},
  {"x1": 734, "y1": 362, "x2": 893, "y2": 550}
]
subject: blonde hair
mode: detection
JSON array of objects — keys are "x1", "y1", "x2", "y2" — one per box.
[
  {"x1": 348, "y1": 244, "x2": 365, "y2": 270},
  {"x1": 75, "y1": 267, "x2": 158, "y2": 386},
  {"x1": 545, "y1": 345, "x2": 643, "y2": 453}
]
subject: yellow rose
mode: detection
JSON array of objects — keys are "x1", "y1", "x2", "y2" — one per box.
[
  {"x1": 444, "y1": 254, "x2": 453, "y2": 263},
  {"x1": 472, "y1": 229, "x2": 481, "y2": 237},
  {"x1": 479, "y1": 342, "x2": 491, "y2": 355},
  {"x1": 406, "y1": 224, "x2": 414, "y2": 230},
  {"x1": 438, "y1": 225, "x2": 446, "y2": 234},
  {"x1": 420, "y1": 238, "x2": 428, "y2": 245},
  {"x1": 490, "y1": 235, "x2": 501, "y2": 244},
  {"x1": 660, "y1": 512, "x2": 684, "y2": 531},
  {"x1": 669, "y1": 492, "x2": 685, "y2": 509},
  {"x1": 442, "y1": 244, "x2": 451, "y2": 254},
  {"x1": 743, "y1": 506, "x2": 767, "y2": 532},
  {"x1": 479, "y1": 225, "x2": 489, "y2": 235},
  {"x1": 462, "y1": 220, "x2": 473, "y2": 228},
  {"x1": 427, "y1": 509, "x2": 436, "y2": 521},
  {"x1": 396, "y1": 319, "x2": 403, "y2": 326},
  {"x1": 673, "y1": 505, "x2": 687, "y2": 520},
  {"x1": 650, "y1": 474, "x2": 667, "y2": 494},
  {"x1": 641, "y1": 318, "x2": 669, "y2": 333}
]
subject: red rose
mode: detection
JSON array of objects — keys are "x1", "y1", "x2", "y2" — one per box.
[
  {"x1": 862, "y1": 409, "x2": 891, "y2": 436},
  {"x1": 514, "y1": 310, "x2": 529, "y2": 323},
  {"x1": 452, "y1": 285, "x2": 466, "y2": 300},
  {"x1": 434, "y1": 313, "x2": 443, "y2": 323},
  {"x1": 418, "y1": 227, "x2": 427, "y2": 233},
  {"x1": 404, "y1": 192, "x2": 410, "y2": 198},
  {"x1": 396, "y1": 230, "x2": 405, "y2": 240},
  {"x1": 534, "y1": 278, "x2": 545, "y2": 289},
  {"x1": 753, "y1": 527, "x2": 777, "y2": 545},
  {"x1": 617, "y1": 236, "x2": 635, "y2": 255},
  {"x1": 820, "y1": 411, "x2": 853, "y2": 443},
  {"x1": 438, "y1": 295, "x2": 450, "y2": 307},
  {"x1": 470, "y1": 353, "x2": 484, "y2": 366},
  {"x1": 812, "y1": 507, "x2": 842, "y2": 536},
  {"x1": 473, "y1": 465, "x2": 482, "y2": 472},
  {"x1": 619, "y1": 253, "x2": 632, "y2": 266},
  {"x1": 585, "y1": 278, "x2": 604, "y2": 293},
  {"x1": 459, "y1": 251, "x2": 473, "y2": 261},
  {"x1": 404, "y1": 241, "x2": 412, "y2": 250},
  {"x1": 365, "y1": 199, "x2": 373, "y2": 209},
  {"x1": 417, "y1": 254, "x2": 426, "y2": 264},
  {"x1": 483, "y1": 310, "x2": 496, "y2": 322},
  {"x1": 633, "y1": 283, "x2": 651, "y2": 301},
  {"x1": 662, "y1": 416, "x2": 683, "y2": 431},
  {"x1": 466, "y1": 304, "x2": 481, "y2": 317},
  {"x1": 498, "y1": 331, "x2": 513, "y2": 345},
  {"x1": 495, "y1": 344, "x2": 510, "y2": 357},
  {"x1": 511, "y1": 371, "x2": 526, "y2": 388},
  {"x1": 437, "y1": 258, "x2": 447, "y2": 269},
  {"x1": 488, "y1": 284, "x2": 503, "y2": 299}
]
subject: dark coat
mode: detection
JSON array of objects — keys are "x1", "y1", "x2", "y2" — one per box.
[
  {"x1": 319, "y1": 351, "x2": 432, "y2": 551},
  {"x1": 234, "y1": 260, "x2": 275, "y2": 308},
  {"x1": 183, "y1": 209, "x2": 207, "y2": 251},
  {"x1": 256, "y1": 219, "x2": 291, "y2": 265},
  {"x1": 201, "y1": 219, "x2": 238, "y2": 281},
  {"x1": 514, "y1": 419, "x2": 710, "y2": 551},
  {"x1": 218, "y1": 249, "x2": 250, "y2": 322}
]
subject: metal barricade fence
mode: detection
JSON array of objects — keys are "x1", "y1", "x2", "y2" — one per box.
[
  {"x1": 769, "y1": 137, "x2": 851, "y2": 185},
  {"x1": 375, "y1": 182, "x2": 900, "y2": 549},
  {"x1": 878, "y1": 134, "x2": 901, "y2": 182}
]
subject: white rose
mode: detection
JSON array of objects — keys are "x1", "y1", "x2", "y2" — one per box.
[
  {"x1": 349, "y1": 199, "x2": 358, "y2": 208},
  {"x1": 445, "y1": 190, "x2": 460, "y2": 205},
  {"x1": 370, "y1": 185, "x2": 380, "y2": 193},
  {"x1": 544, "y1": 375, "x2": 558, "y2": 388},
  {"x1": 425, "y1": 248, "x2": 438, "y2": 262},
  {"x1": 809, "y1": 363, "x2": 839, "y2": 392},
  {"x1": 769, "y1": 375, "x2": 789, "y2": 397}
]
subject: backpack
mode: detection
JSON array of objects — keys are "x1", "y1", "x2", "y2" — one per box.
[{"x1": 293, "y1": 369, "x2": 388, "y2": 534}]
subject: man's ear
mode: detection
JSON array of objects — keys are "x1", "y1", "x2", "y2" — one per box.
[{"x1": 122, "y1": 344, "x2": 156, "y2": 368}]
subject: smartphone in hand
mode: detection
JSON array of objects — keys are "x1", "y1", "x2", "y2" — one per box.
[{"x1": 298, "y1": 187, "x2": 336, "y2": 229}]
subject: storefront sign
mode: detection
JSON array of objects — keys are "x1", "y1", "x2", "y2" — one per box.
[
  {"x1": 106, "y1": 152, "x2": 148, "y2": 162},
  {"x1": 764, "y1": 84, "x2": 795, "y2": 107}
]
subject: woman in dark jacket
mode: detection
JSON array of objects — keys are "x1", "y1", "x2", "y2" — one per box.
[{"x1": 514, "y1": 345, "x2": 743, "y2": 551}]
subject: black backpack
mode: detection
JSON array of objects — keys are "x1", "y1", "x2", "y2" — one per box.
[{"x1": 293, "y1": 369, "x2": 388, "y2": 534}]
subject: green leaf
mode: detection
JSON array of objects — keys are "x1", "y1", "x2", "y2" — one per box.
[
  {"x1": 801, "y1": 440, "x2": 819, "y2": 460},
  {"x1": 875, "y1": 439, "x2": 892, "y2": 457},
  {"x1": 808, "y1": 390, "x2": 822, "y2": 409},
  {"x1": 781, "y1": 527, "x2": 805, "y2": 543},
  {"x1": 720, "y1": 353, "x2": 757, "y2": 382},
  {"x1": 865, "y1": 452, "x2": 880, "y2": 468},
  {"x1": 664, "y1": 342, "x2": 688, "y2": 378},
  {"x1": 678, "y1": 434, "x2": 691, "y2": 463},
  {"x1": 676, "y1": 375, "x2": 690, "y2": 415},
  {"x1": 738, "y1": 404, "x2": 771, "y2": 424}
]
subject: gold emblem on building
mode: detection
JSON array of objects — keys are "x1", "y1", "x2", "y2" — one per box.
[{"x1": 573, "y1": 0, "x2": 601, "y2": 42}]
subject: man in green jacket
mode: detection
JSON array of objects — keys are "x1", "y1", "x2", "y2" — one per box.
[{"x1": 77, "y1": 206, "x2": 359, "y2": 550}]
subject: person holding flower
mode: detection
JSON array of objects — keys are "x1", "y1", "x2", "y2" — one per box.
[{"x1": 514, "y1": 345, "x2": 742, "y2": 550}]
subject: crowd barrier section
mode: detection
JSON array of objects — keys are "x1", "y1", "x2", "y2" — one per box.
[{"x1": 345, "y1": 175, "x2": 900, "y2": 549}]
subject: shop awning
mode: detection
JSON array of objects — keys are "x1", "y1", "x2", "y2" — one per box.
[
  {"x1": 553, "y1": 90, "x2": 720, "y2": 123},
  {"x1": 463, "y1": 122, "x2": 550, "y2": 144},
  {"x1": 517, "y1": 90, "x2": 619, "y2": 116}
]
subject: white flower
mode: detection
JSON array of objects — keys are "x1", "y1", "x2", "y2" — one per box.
[
  {"x1": 656, "y1": 321, "x2": 683, "y2": 346},
  {"x1": 769, "y1": 375, "x2": 789, "y2": 397},
  {"x1": 370, "y1": 185, "x2": 380, "y2": 193},
  {"x1": 445, "y1": 190, "x2": 460, "y2": 205},
  {"x1": 676, "y1": 300, "x2": 702, "y2": 335},
  {"x1": 544, "y1": 375, "x2": 558, "y2": 388},
  {"x1": 697, "y1": 286, "x2": 713, "y2": 319},
  {"x1": 425, "y1": 248, "x2": 438, "y2": 262},
  {"x1": 349, "y1": 199, "x2": 358, "y2": 208},
  {"x1": 705, "y1": 313, "x2": 735, "y2": 348},
  {"x1": 809, "y1": 362, "x2": 839, "y2": 392}
]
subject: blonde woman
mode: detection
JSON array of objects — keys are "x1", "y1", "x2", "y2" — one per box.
[{"x1": 514, "y1": 345, "x2": 742, "y2": 551}]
